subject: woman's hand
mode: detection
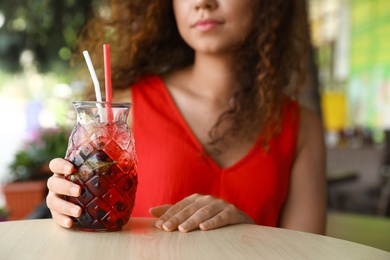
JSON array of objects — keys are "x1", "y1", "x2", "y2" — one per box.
[
  {"x1": 149, "y1": 194, "x2": 254, "y2": 232},
  {"x1": 46, "y1": 158, "x2": 82, "y2": 228}
]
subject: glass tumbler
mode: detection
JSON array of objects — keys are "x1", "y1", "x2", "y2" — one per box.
[{"x1": 64, "y1": 101, "x2": 137, "y2": 231}]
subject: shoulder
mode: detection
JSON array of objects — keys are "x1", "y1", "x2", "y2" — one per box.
[
  {"x1": 297, "y1": 105, "x2": 325, "y2": 154},
  {"x1": 299, "y1": 106, "x2": 324, "y2": 137}
]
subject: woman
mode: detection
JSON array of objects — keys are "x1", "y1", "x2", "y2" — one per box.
[{"x1": 47, "y1": 0, "x2": 326, "y2": 234}]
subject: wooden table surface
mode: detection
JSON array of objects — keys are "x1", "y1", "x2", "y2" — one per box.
[{"x1": 1, "y1": 218, "x2": 389, "y2": 259}]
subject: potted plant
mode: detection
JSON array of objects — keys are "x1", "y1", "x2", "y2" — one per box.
[
  {"x1": 0, "y1": 207, "x2": 9, "y2": 222},
  {"x1": 2, "y1": 126, "x2": 70, "y2": 220}
]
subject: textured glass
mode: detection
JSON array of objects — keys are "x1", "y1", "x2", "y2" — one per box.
[{"x1": 65, "y1": 102, "x2": 137, "y2": 231}]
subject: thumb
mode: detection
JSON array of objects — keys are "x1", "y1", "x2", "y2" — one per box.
[{"x1": 149, "y1": 204, "x2": 172, "y2": 218}]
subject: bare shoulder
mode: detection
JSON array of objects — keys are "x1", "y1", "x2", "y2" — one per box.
[
  {"x1": 297, "y1": 105, "x2": 325, "y2": 150},
  {"x1": 299, "y1": 106, "x2": 323, "y2": 129}
]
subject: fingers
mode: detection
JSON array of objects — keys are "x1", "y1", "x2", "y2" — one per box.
[
  {"x1": 149, "y1": 205, "x2": 172, "y2": 218},
  {"x1": 154, "y1": 195, "x2": 198, "y2": 231},
  {"x1": 46, "y1": 191, "x2": 81, "y2": 228},
  {"x1": 160, "y1": 204, "x2": 200, "y2": 232},
  {"x1": 51, "y1": 210, "x2": 74, "y2": 228},
  {"x1": 46, "y1": 191, "x2": 81, "y2": 217},
  {"x1": 199, "y1": 205, "x2": 237, "y2": 231},
  {"x1": 47, "y1": 175, "x2": 81, "y2": 197},
  {"x1": 49, "y1": 158, "x2": 74, "y2": 175},
  {"x1": 153, "y1": 194, "x2": 254, "y2": 233},
  {"x1": 47, "y1": 158, "x2": 80, "y2": 229},
  {"x1": 154, "y1": 194, "x2": 223, "y2": 232},
  {"x1": 178, "y1": 204, "x2": 220, "y2": 232},
  {"x1": 198, "y1": 204, "x2": 255, "y2": 231}
]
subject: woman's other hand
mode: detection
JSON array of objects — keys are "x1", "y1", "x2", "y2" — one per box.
[
  {"x1": 149, "y1": 194, "x2": 254, "y2": 232},
  {"x1": 46, "y1": 158, "x2": 82, "y2": 228}
]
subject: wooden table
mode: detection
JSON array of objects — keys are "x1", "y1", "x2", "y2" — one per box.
[{"x1": 1, "y1": 218, "x2": 389, "y2": 259}]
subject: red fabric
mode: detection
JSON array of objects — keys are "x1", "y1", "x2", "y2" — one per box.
[{"x1": 131, "y1": 75, "x2": 300, "y2": 226}]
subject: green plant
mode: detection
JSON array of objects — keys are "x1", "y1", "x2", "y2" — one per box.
[
  {"x1": 0, "y1": 207, "x2": 9, "y2": 221},
  {"x1": 8, "y1": 126, "x2": 71, "y2": 182}
]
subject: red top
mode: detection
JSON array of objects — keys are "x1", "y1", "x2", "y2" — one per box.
[{"x1": 131, "y1": 75, "x2": 300, "y2": 226}]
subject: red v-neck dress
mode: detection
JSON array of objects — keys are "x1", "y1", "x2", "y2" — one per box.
[{"x1": 130, "y1": 75, "x2": 300, "y2": 226}]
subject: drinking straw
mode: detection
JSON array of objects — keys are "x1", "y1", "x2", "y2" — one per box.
[
  {"x1": 83, "y1": 50, "x2": 106, "y2": 122},
  {"x1": 103, "y1": 44, "x2": 114, "y2": 122}
]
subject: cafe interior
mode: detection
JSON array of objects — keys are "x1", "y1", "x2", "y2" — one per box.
[{"x1": 0, "y1": 0, "x2": 389, "y2": 253}]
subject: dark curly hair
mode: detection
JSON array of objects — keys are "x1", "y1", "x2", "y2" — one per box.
[{"x1": 73, "y1": 0, "x2": 307, "y2": 149}]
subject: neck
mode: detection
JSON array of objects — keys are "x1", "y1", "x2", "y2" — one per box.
[{"x1": 186, "y1": 53, "x2": 237, "y2": 102}]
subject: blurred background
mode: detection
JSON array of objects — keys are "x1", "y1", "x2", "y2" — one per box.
[{"x1": 0, "y1": 0, "x2": 389, "y2": 251}]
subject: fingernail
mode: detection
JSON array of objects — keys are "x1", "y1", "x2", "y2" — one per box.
[
  {"x1": 156, "y1": 219, "x2": 164, "y2": 228},
  {"x1": 64, "y1": 218, "x2": 72, "y2": 228},
  {"x1": 199, "y1": 223, "x2": 207, "y2": 230},
  {"x1": 70, "y1": 207, "x2": 80, "y2": 216},
  {"x1": 163, "y1": 221, "x2": 173, "y2": 231},
  {"x1": 64, "y1": 164, "x2": 73, "y2": 174},
  {"x1": 70, "y1": 186, "x2": 80, "y2": 196},
  {"x1": 179, "y1": 223, "x2": 190, "y2": 232}
]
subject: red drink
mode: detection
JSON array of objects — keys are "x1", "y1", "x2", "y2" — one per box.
[{"x1": 65, "y1": 101, "x2": 137, "y2": 231}]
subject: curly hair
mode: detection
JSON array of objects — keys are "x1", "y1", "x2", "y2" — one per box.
[{"x1": 73, "y1": 0, "x2": 307, "y2": 149}]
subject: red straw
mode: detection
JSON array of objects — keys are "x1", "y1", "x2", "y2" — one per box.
[{"x1": 103, "y1": 44, "x2": 113, "y2": 122}]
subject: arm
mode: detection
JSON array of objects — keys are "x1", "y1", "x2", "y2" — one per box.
[{"x1": 279, "y1": 106, "x2": 327, "y2": 235}]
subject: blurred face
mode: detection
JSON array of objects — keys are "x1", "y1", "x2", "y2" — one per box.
[{"x1": 172, "y1": 0, "x2": 254, "y2": 55}]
